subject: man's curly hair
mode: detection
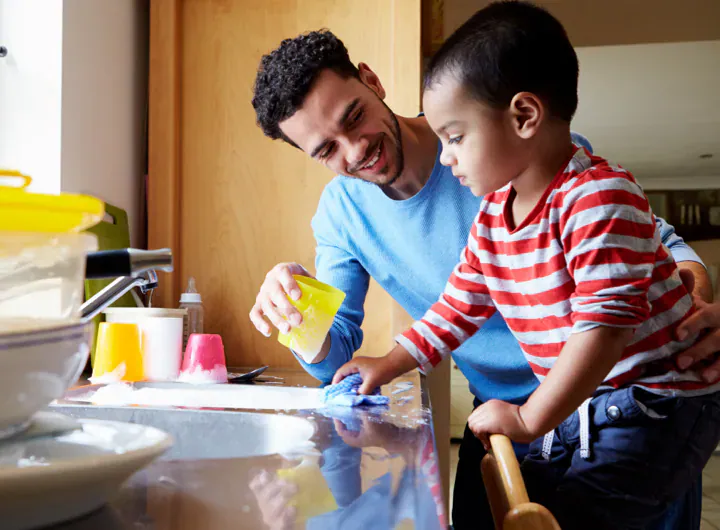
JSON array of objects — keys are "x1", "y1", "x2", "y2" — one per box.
[{"x1": 252, "y1": 30, "x2": 360, "y2": 146}]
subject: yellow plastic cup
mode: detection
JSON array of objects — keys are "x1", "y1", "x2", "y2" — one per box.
[
  {"x1": 91, "y1": 322, "x2": 144, "y2": 382},
  {"x1": 277, "y1": 276, "x2": 346, "y2": 362}
]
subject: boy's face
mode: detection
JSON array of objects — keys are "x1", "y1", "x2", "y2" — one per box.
[
  {"x1": 279, "y1": 66, "x2": 404, "y2": 187},
  {"x1": 423, "y1": 74, "x2": 527, "y2": 197}
]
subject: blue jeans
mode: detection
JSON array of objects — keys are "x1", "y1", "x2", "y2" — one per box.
[
  {"x1": 452, "y1": 403, "x2": 703, "y2": 530},
  {"x1": 649, "y1": 475, "x2": 702, "y2": 530},
  {"x1": 522, "y1": 387, "x2": 720, "y2": 529}
]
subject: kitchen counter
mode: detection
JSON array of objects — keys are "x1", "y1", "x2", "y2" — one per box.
[{"x1": 48, "y1": 369, "x2": 447, "y2": 530}]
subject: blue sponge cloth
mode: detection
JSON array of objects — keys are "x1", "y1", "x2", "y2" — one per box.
[{"x1": 321, "y1": 373, "x2": 390, "y2": 407}]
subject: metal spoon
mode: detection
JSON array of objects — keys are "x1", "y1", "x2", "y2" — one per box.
[{"x1": 227, "y1": 366, "x2": 269, "y2": 384}]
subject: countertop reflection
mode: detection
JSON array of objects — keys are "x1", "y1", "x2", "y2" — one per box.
[{"x1": 50, "y1": 369, "x2": 447, "y2": 530}]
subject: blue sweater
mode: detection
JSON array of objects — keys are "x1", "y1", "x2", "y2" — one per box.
[{"x1": 297, "y1": 134, "x2": 703, "y2": 404}]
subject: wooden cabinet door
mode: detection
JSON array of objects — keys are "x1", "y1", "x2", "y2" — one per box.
[{"x1": 148, "y1": 0, "x2": 421, "y2": 369}]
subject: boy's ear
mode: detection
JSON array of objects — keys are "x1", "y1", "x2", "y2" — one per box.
[
  {"x1": 358, "y1": 63, "x2": 386, "y2": 100},
  {"x1": 509, "y1": 92, "x2": 543, "y2": 139}
]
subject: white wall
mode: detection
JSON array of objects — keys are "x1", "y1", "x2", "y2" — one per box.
[
  {"x1": 0, "y1": 0, "x2": 148, "y2": 246},
  {"x1": 0, "y1": 0, "x2": 63, "y2": 193},
  {"x1": 572, "y1": 41, "x2": 720, "y2": 181},
  {"x1": 60, "y1": 0, "x2": 149, "y2": 247}
]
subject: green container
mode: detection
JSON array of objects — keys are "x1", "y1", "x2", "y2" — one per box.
[{"x1": 84, "y1": 203, "x2": 137, "y2": 367}]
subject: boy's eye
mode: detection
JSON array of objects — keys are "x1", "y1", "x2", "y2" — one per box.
[{"x1": 448, "y1": 135, "x2": 463, "y2": 145}]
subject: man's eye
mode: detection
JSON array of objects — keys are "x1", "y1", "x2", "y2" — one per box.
[
  {"x1": 320, "y1": 144, "x2": 336, "y2": 160},
  {"x1": 448, "y1": 135, "x2": 463, "y2": 145},
  {"x1": 349, "y1": 110, "x2": 364, "y2": 127}
]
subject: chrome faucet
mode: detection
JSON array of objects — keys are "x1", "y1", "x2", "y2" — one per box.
[{"x1": 80, "y1": 249, "x2": 173, "y2": 321}]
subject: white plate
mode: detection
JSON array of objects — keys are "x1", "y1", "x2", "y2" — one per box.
[{"x1": 0, "y1": 418, "x2": 172, "y2": 530}]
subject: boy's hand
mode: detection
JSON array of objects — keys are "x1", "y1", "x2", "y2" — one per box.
[
  {"x1": 468, "y1": 399, "x2": 536, "y2": 449},
  {"x1": 332, "y1": 344, "x2": 420, "y2": 394}
]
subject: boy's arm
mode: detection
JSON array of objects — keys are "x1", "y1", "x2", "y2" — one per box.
[
  {"x1": 523, "y1": 172, "x2": 664, "y2": 434},
  {"x1": 335, "y1": 221, "x2": 497, "y2": 393},
  {"x1": 519, "y1": 326, "x2": 633, "y2": 436},
  {"x1": 471, "y1": 171, "x2": 661, "y2": 442}
]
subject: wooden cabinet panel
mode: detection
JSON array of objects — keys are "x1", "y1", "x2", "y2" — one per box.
[
  {"x1": 149, "y1": 0, "x2": 421, "y2": 369},
  {"x1": 450, "y1": 360, "x2": 475, "y2": 439}
]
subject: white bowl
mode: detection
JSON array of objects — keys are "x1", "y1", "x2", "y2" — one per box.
[{"x1": 0, "y1": 321, "x2": 93, "y2": 439}]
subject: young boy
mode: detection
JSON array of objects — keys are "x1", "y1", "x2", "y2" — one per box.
[{"x1": 332, "y1": 2, "x2": 720, "y2": 528}]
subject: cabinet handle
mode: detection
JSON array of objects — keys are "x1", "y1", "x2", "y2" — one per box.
[{"x1": 0, "y1": 46, "x2": 8, "y2": 58}]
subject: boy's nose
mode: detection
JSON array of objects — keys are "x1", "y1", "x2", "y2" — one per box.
[{"x1": 439, "y1": 147, "x2": 456, "y2": 167}]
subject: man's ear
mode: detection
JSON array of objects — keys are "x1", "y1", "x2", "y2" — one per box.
[
  {"x1": 508, "y1": 92, "x2": 543, "y2": 139},
  {"x1": 358, "y1": 63, "x2": 386, "y2": 99}
]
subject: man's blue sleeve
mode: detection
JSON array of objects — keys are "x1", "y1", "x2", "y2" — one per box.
[
  {"x1": 293, "y1": 189, "x2": 368, "y2": 383},
  {"x1": 655, "y1": 216, "x2": 705, "y2": 266}
]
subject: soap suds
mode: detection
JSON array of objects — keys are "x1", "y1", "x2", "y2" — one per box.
[
  {"x1": 70, "y1": 382, "x2": 325, "y2": 411},
  {"x1": 89, "y1": 362, "x2": 126, "y2": 384},
  {"x1": 177, "y1": 364, "x2": 227, "y2": 384}
]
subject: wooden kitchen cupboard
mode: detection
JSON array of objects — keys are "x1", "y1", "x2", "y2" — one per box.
[
  {"x1": 148, "y1": 0, "x2": 450, "y2": 505},
  {"x1": 148, "y1": 0, "x2": 424, "y2": 367}
]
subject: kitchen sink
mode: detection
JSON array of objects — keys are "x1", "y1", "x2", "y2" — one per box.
[{"x1": 48, "y1": 404, "x2": 317, "y2": 461}]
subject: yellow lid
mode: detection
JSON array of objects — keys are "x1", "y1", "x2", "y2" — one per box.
[{"x1": 0, "y1": 169, "x2": 105, "y2": 233}]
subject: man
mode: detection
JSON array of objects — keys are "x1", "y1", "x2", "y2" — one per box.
[{"x1": 250, "y1": 30, "x2": 714, "y2": 528}]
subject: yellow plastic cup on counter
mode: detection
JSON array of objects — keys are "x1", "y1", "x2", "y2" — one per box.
[
  {"x1": 277, "y1": 276, "x2": 346, "y2": 363},
  {"x1": 91, "y1": 323, "x2": 144, "y2": 382}
]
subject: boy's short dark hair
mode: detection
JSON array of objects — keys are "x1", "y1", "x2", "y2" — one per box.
[
  {"x1": 252, "y1": 30, "x2": 359, "y2": 145},
  {"x1": 424, "y1": 1, "x2": 578, "y2": 122}
]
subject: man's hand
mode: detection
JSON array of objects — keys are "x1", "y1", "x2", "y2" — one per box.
[
  {"x1": 468, "y1": 400, "x2": 536, "y2": 449},
  {"x1": 331, "y1": 344, "x2": 420, "y2": 394},
  {"x1": 675, "y1": 268, "x2": 720, "y2": 382},
  {"x1": 248, "y1": 470, "x2": 298, "y2": 530},
  {"x1": 676, "y1": 297, "x2": 720, "y2": 382},
  {"x1": 249, "y1": 263, "x2": 312, "y2": 337}
]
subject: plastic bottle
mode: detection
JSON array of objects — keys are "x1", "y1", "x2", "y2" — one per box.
[{"x1": 179, "y1": 277, "x2": 204, "y2": 351}]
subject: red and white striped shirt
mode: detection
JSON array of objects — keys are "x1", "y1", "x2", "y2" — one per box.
[{"x1": 398, "y1": 147, "x2": 713, "y2": 395}]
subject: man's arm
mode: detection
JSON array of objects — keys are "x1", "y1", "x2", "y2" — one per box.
[
  {"x1": 291, "y1": 188, "x2": 372, "y2": 383},
  {"x1": 293, "y1": 241, "x2": 369, "y2": 382},
  {"x1": 655, "y1": 216, "x2": 713, "y2": 302},
  {"x1": 678, "y1": 261, "x2": 713, "y2": 303}
]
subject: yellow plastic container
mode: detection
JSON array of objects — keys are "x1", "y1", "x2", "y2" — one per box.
[
  {"x1": 277, "y1": 276, "x2": 346, "y2": 363},
  {"x1": 91, "y1": 322, "x2": 144, "y2": 382},
  {"x1": 0, "y1": 170, "x2": 104, "y2": 234},
  {"x1": 0, "y1": 170, "x2": 104, "y2": 328},
  {"x1": 276, "y1": 458, "x2": 338, "y2": 522}
]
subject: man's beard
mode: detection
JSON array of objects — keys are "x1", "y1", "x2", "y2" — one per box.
[
  {"x1": 349, "y1": 100, "x2": 405, "y2": 189},
  {"x1": 380, "y1": 101, "x2": 405, "y2": 188}
]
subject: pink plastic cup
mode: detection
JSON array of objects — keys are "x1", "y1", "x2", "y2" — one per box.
[{"x1": 178, "y1": 333, "x2": 228, "y2": 384}]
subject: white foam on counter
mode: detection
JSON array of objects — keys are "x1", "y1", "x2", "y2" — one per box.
[{"x1": 69, "y1": 382, "x2": 325, "y2": 411}]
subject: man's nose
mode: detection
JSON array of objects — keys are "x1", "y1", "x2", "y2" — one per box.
[{"x1": 345, "y1": 136, "x2": 370, "y2": 170}]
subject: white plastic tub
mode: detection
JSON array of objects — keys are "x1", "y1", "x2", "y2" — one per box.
[{"x1": 0, "y1": 232, "x2": 98, "y2": 331}]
